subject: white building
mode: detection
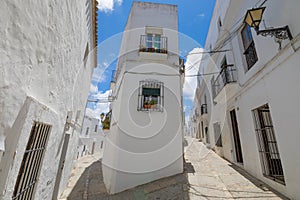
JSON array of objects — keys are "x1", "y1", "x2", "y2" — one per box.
[
  {"x1": 0, "y1": 0, "x2": 98, "y2": 199},
  {"x1": 195, "y1": 0, "x2": 300, "y2": 199},
  {"x1": 102, "y1": 2, "x2": 184, "y2": 194},
  {"x1": 78, "y1": 116, "x2": 104, "y2": 157}
]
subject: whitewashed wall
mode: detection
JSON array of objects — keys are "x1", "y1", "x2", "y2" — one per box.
[
  {"x1": 197, "y1": 0, "x2": 300, "y2": 199},
  {"x1": 0, "y1": 0, "x2": 96, "y2": 199},
  {"x1": 102, "y1": 2, "x2": 184, "y2": 194}
]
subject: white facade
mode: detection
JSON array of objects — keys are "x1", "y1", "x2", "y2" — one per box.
[
  {"x1": 102, "y1": 2, "x2": 184, "y2": 194},
  {"x1": 0, "y1": 0, "x2": 98, "y2": 199},
  {"x1": 195, "y1": 0, "x2": 300, "y2": 199},
  {"x1": 78, "y1": 116, "x2": 104, "y2": 157}
]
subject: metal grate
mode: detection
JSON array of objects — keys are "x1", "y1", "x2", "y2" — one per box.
[
  {"x1": 12, "y1": 122, "x2": 52, "y2": 200},
  {"x1": 252, "y1": 104, "x2": 285, "y2": 184},
  {"x1": 200, "y1": 104, "x2": 208, "y2": 115},
  {"x1": 213, "y1": 61, "x2": 237, "y2": 97},
  {"x1": 138, "y1": 80, "x2": 164, "y2": 112}
]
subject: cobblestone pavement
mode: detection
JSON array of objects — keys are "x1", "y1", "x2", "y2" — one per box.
[{"x1": 59, "y1": 137, "x2": 287, "y2": 200}]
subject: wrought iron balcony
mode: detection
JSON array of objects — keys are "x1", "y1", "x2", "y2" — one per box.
[
  {"x1": 139, "y1": 35, "x2": 168, "y2": 54},
  {"x1": 213, "y1": 64, "x2": 237, "y2": 97},
  {"x1": 201, "y1": 104, "x2": 208, "y2": 115}
]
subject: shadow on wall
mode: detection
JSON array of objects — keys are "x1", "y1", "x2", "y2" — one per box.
[{"x1": 67, "y1": 159, "x2": 191, "y2": 200}]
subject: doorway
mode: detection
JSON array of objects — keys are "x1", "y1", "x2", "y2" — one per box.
[{"x1": 230, "y1": 109, "x2": 243, "y2": 163}]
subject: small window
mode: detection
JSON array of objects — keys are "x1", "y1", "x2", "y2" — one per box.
[
  {"x1": 85, "y1": 127, "x2": 89, "y2": 136},
  {"x1": 138, "y1": 80, "x2": 164, "y2": 112},
  {"x1": 241, "y1": 25, "x2": 258, "y2": 70},
  {"x1": 146, "y1": 34, "x2": 161, "y2": 50},
  {"x1": 252, "y1": 104, "x2": 285, "y2": 184},
  {"x1": 94, "y1": 124, "x2": 98, "y2": 132},
  {"x1": 140, "y1": 34, "x2": 167, "y2": 54}
]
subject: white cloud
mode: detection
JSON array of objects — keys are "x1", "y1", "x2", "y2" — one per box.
[
  {"x1": 86, "y1": 90, "x2": 111, "y2": 119},
  {"x1": 198, "y1": 13, "x2": 205, "y2": 17},
  {"x1": 97, "y1": 0, "x2": 123, "y2": 13},
  {"x1": 90, "y1": 84, "x2": 98, "y2": 94},
  {"x1": 183, "y1": 48, "x2": 204, "y2": 101},
  {"x1": 92, "y1": 64, "x2": 107, "y2": 83}
]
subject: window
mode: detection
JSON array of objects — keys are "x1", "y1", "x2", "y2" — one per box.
[
  {"x1": 252, "y1": 104, "x2": 285, "y2": 184},
  {"x1": 13, "y1": 122, "x2": 51, "y2": 200},
  {"x1": 138, "y1": 80, "x2": 164, "y2": 112},
  {"x1": 94, "y1": 124, "x2": 98, "y2": 132},
  {"x1": 241, "y1": 25, "x2": 258, "y2": 70},
  {"x1": 146, "y1": 34, "x2": 161, "y2": 50},
  {"x1": 139, "y1": 35, "x2": 167, "y2": 54}
]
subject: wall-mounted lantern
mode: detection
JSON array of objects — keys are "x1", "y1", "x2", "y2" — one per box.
[{"x1": 244, "y1": 7, "x2": 293, "y2": 48}]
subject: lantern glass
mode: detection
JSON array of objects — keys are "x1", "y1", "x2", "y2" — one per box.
[{"x1": 244, "y1": 7, "x2": 266, "y2": 28}]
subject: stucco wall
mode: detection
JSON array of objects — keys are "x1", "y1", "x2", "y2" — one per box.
[
  {"x1": 197, "y1": 0, "x2": 300, "y2": 199},
  {"x1": 102, "y1": 2, "x2": 183, "y2": 194},
  {"x1": 0, "y1": 0, "x2": 95, "y2": 199}
]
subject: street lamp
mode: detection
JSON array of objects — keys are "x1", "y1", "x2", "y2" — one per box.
[{"x1": 244, "y1": 7, "x2": 293, "y2": 41}]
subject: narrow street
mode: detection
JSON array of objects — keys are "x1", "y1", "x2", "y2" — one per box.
[{"x1": 59, "y1": 137, "x2": 286, "y2": 200}]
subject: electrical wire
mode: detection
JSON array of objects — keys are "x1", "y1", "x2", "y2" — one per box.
[{"x1": 182, "y1": 49, "x2": 231, "y2": 57}]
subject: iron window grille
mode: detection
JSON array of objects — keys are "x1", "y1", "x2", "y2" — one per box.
[
  {"x1": 242, "y1": 25, "x2": 258, "y2": 70},
  {"x1": 200, "y1": 104, "x2": 208, "y2": 115},
  {"x1": 139, "y1": 35, "x2": 168, "y2": 54},
  {"x1": 252, "y1": 104, "x2": 285, "y2": 184},
  {"x1": 12, "y1": 121, "x2": 52, "y2": 200},
  {"x1": 138, "y1": 80, "x2": 164, "y2": 112}
]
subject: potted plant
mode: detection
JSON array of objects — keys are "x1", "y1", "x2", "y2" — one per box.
[
  {"x1": 148, "y1": 47, "x2": 155, "y2": 53},
  {"x1": 149, "y1": 99, "x2": 156, "y2": 108},
  {"x1": 144, "y1": 101, "x2": 150, "y2": 109},
  {"x1": 101, "y1": 112, "x2": 111, "y2": 130},
  {"x1": 140, "y1": 45, "x2": 146, "y2": 52}
]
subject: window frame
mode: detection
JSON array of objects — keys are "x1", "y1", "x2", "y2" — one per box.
[
  {"x1": 252, "y1": 104, "x2": 285, "y2": 185},
  {"x1": 137, "y1": 80, "x2": 164, "y2": 112},
  {"x1": 241, "y1": 25, "x2": 258, "y2": 71},
  {"x1": 12, "y1": 122, "x2": 52, "y2": 200}
]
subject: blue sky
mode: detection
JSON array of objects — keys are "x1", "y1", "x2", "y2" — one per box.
[{"x1": 86, "y1": 0, "x2": 216, "y2": 120}]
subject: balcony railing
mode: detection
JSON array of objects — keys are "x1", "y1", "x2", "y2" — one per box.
[
  {"x1": 139, "y1": 35, "x2": 168, "y2": 54},
  {"x1": 213, "y1": 64, "x2": 237, "y2": 97},
  {"x1": 201, "y1": 104, "x2": 208, "y2": 115}
]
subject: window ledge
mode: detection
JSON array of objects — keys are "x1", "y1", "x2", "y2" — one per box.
[{"x1": 139, "y1": 51, "x2": 168, "y2": 61}]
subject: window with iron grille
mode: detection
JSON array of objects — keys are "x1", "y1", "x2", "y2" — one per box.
[
  {"x1": 12, "y1": 122, "x2": 52, "y2": 200},
  {"x1": 138, "y1": 80, "x2": 164, "y2": 112},
  {"x1": 241, "y1": 25, "x2": 258, "y2": 70},
  {"x1": 252, "y1": 104, "x2": 285, "y2": 184},
  {"x1": 139, "y1": 35, "x2": 167, "y2": 54}
]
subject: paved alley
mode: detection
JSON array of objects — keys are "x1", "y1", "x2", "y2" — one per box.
[{"x1": 59, "y1": 138, "x2": 287, "y2": 200}]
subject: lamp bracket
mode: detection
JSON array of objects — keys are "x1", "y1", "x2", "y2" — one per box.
[{"x1": 257, "y1": 25, "x2": 293, "y2": 41}]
